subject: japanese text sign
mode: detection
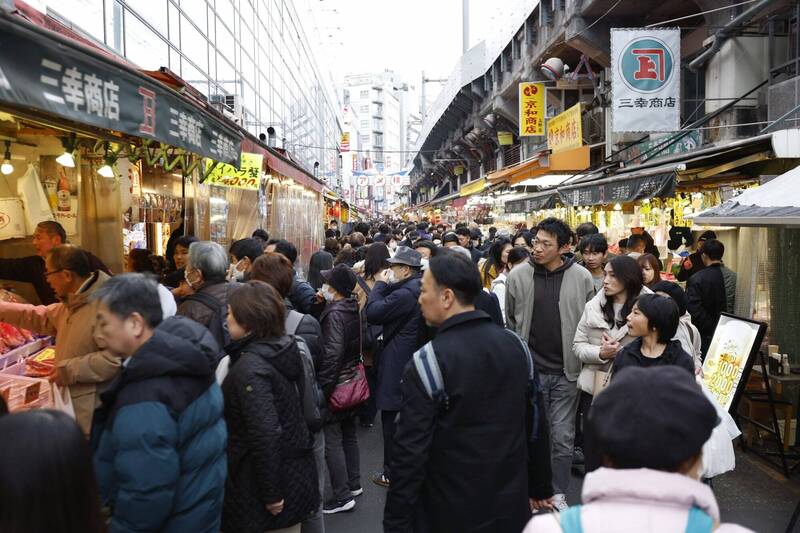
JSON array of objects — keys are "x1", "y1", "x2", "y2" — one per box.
[
  {"x1": 547, "y1": 103, "x2": 582, "y2": 154},
  {"x1": 0, "y1": 18, "x2": 241, "y2": 164},
  {"x1": 341, "y1": 132, "x2": 350, "y2": 153},
  {"x1": 611, "y1": 28, "x2": 680, "y2": 133},
  {"x1": 518, "y1": 82, "x2": 544, "y2": 136},
  {"x1": 205, "y1": 153, "x2": 263, "y2": 190}
]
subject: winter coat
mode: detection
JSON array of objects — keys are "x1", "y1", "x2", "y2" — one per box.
[
  {"x1": 176, "y1": 280, "x2": 233, "y2": 330},
  {"x1": 365, "y1": 273, "x2": 424, "y2": 411},
  {"x1": 676, "y1": 312, "x2": 703, "y2": 371},
  {"x1": 92, "y1": 316, "x2": 227, "y2": 533},
  {"x1": 221, "y1": 335, "x2": 318, "y2": 532},
  {"x1": 686, "y1": 264, "x2": 735, "y2": 348},
  {"x1": 319, "y1": 297, "x2": 362, "y2": 399},
  {"x1": 612, "y1": 338, "x2": 696, "y2": 378},
  {"x1": 384, "y1": 311, "x2": 552, "y2": 533},
  {"x1": 506, "y1": 258, "x2": 595, "y2": 381},
  {"x1": 0, "y1": 271, "x2": 119, "y2": 434},
  {"x1": 285, "y1": 299, "x2": 323, "y2": 370},
  {"x1": 676, "y1": 250, "x2": 705, "y2": 282},
  {"x1": 0, "y1": 251, "x2": 110, "y2": 305},
  {"x1": 572, "y1": 286, "x2": 652, "y2": 394},
  {"x1": 522, "y1": 467, "x2": 754, "y2": 533},
  {"x1": 290, "y1": 272, "x2": 320, "y2": 315},
  {"x1": 490, "y1": 272, "x2": 509, "y2": 324},
  {"x1": 481, "y1": 262, "x2": 500, "y2": 289}
]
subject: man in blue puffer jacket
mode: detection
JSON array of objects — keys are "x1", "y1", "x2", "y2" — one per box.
[{"x1": 90, "y1": 274, "x2": 227, "y2": 533}]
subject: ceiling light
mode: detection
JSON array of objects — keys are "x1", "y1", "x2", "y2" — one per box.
[
  {"x1": 97, "y1": 142, "x2": 116, "y2": 178},
  {"x1": 56, "y1": 152, "x2": 75, "y2": 168},
  {"x1": 1, "y1": 141, "x2": 12, "y2": 175},
  {"x1": 57, "y1": 133, "x2": 77, "y2": 167}
]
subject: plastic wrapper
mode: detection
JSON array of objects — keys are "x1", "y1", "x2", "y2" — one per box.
[{"x1": 700, "y1": 379, "x2": 741, "y2": 478}]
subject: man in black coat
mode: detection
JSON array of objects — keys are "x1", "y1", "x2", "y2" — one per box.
[
  {"x1": 384, "y1": 250, "x2": 553, "y2": 533},
  {"x1": 686, "y1": 239, "x2": 736, "y2": 356},
  {"x1": 266, "y1": 239, "x2": 321, "y2": 316},
  {"x1": 676, "y1": 230, "x2": 716, "y2": 282}
]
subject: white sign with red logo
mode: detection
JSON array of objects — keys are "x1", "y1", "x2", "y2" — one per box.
[{"x1": 611, "y1": 28, "x2": 680, "y2": 133}]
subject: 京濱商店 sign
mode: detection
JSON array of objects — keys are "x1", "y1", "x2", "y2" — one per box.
[
  {"x1": 611, "y1": 28, "x2": 680, "y2": 133},
  {"x1": 518, "y1": 82, "x2": 544, "y2": 136},
  {"x1": 0, "y1": 17, "x2": 242, "y2": 165}
]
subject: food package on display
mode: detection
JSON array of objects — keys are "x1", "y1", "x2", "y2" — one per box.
[
  {"x1": 17, "y1": 164, "x2": 54, "y2": 234},
  {"x1": 0, "y1": 198, "x2": 26, "y2": 240},
  {"x1": 25, "y1": 347, "x2": 54, "y2": 378},
  {"x1": 0, "y1": 288, "x2": 28, "y2": 304},
  {"x1": 0, "y1": 373, "x2": 52, "y2": 411}
]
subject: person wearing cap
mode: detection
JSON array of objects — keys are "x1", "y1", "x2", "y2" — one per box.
[
  {"x1": 652, "y1": 281, "x2": 703, "y2": 372},
  {"x1": 318, "y1": 264, "x2": 363, "y2": 514},
  {"x1": 676, "y1": 230, "x2": 717, "y2": 282},
  {"x1": 365, "y1": 246, "x2": 425, "y2": 488},
  {"x1": 523, "y1": 366, "x2": 753, "y2": 533},
  {"x1": 442, "y1": 232, "x2": 459, "y2": 248}
]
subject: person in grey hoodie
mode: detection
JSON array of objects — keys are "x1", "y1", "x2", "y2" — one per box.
[{"x1": 506, "y1": 217, "x2": 595, "y2": 511}]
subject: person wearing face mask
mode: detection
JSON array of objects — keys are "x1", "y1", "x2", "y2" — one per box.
[
  {"x1": 365, "y1": 246, "x2": 425, "y2": 489},
  {"x1": 228, "y1": 238, "x2": 264, "y2": 282},
  {"x1": 523, "y1": 366, "x2": 753, "y2": 533}
]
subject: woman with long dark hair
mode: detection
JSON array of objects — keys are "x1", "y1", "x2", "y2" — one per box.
[
  {"x1": 308, "y1": 250, "x2": 334, "y2": 291},
  {"x1": 637, "y1": 253, "x2": 663, "y2": 289},
  {"x1": 0, "y1": 410, "x2": 104, "y2": 533},
  {"x1": 480, "y1": 236, "x2": 512, "y2": 289},
  {"x1": 512, "y1": 230, "x2": 534, "y2": 251}
]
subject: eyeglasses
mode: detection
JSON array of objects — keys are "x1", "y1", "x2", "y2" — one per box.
[{"x1": 44, "y1": 269, "x2": 66, "y2": 277}]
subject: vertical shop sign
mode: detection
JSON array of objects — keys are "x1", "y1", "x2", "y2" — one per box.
[
  {"x1": 547, "y1": 103, "x2": 582, "y2": 154},
  {"x1": 612, "y1": 28, "x2": 680, "y2": 133},
  {"x1": 341, "y1": 132, "x2": 350, "y2": 152},
  {"x1": 518, "y1": 82, "x2": 545, "y2": 136}
]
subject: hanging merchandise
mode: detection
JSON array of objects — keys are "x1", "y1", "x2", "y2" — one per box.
[
  {"x1": 0, "y1": 198, "x2": 26, "y2": 240},
  {"x1": 611, "y1": 28, "x2": 681, "y2": 133},
  {"x1": 17, "y1": 163, "x2": 55, "y2": 234}
]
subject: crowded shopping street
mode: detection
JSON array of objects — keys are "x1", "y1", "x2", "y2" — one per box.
[{"x1": 2, "y1": 0, "x2": 800, "y2": 532}]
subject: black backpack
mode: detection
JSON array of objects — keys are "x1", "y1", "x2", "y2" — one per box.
[
  {"x1": 286, "y1": 310, "x2": 325, "y2": 433},
  {"x1": 184, "y1": 290, "x2": 231, "y2": 356}
]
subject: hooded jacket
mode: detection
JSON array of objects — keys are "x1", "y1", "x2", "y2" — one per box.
[
  {"x1": 522, "y1": 468, "x2": 753, "y2": 533},
  {"x1": 92, "y1": 316, "x2": 227, "y2": 533},
  {"x1": 0, "y1": 271, "x2": 119, "y2": 434},
  {"x1": 506, "y1": 257, "x2": 595, "y2": 381},
  {"x1": 221, "y1": 335, "x2": 318, "y2": 532}
]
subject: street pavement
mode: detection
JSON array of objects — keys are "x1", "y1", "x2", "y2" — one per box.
[{"x1": 326, "y1": 423, "x2": 800, "y2": 533}]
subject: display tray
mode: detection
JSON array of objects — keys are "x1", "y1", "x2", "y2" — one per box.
[
  {"x1": 0, "y1": 338, "x2": 54, "y2": 375},
  {"x1": 0, "y1": 373, "x2": 52, "y2": 411}
]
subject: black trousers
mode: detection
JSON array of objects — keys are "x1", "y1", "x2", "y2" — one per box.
[{"x1": 381, "y1": 409, "x2": 399, "y2": 479}]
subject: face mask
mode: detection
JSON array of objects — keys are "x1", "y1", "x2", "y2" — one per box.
[
  {"x1": 389, "y1": 241, "x2": 398, "y2": 250},
  {"x1": 420, "y1": 258, "x2": 429, "y2": 271},
  {"x1": 385, "y1": 269, "x2": 397, "y2": 284},
  {"x1": 321, "y1": 283, "x2": 336, "y2": 302},
  {"x1": 184, "y1": 269, "x2": 199, "y2": 289}
]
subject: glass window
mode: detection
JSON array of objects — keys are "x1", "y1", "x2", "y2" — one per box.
[
  {"x1": 217, "y1": 0, "x2": 235, "y2": 28},
  {"x1": 183, "y1": 61, "x2": 209, "y2": 97},
  {"x1": 217, "y1": 53, "x2": 236, "y2": 84},
  {"x1": 180, "y1": 0, "x2": 207, "y2": 32},
  {"x1": 125, "y1": 13, "x2": 169, "y2": 70},
  {"x1": 125, "y1": 0, "x2": 168, "y2": 36},
  {"x1": 51, "y1": 0, "x2": 104, "y2": 42},
  {"x1": 181, "y1": 15, "x2": 208, "y2": 72},
  {"x1": 105, "y1": 0, "x2": 124, "y2": 53},
  {"x1": 167, "y1": 1, "x2": 180, "y2": 45},
  {"x1": 360, "y1": 90, "x2": 369, "y2": 99},
  {"x1": 216, "y1": 20, "x2": 235, "y2": 67}
]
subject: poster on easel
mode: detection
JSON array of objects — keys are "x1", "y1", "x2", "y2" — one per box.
[{"x1": 702, "y1": 313, "x2": 768, "y2": 414}]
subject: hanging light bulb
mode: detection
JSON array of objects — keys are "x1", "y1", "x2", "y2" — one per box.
[
  {"x1": 1, "y1": 141, "x2": 13, "y2": 175},
  {"x1": 613, "y1": 203, "x2": 622, "y2": 211},
  {"x1": 56, "y1": 133, "x2": 77, "y2": 167},
  {"x1": 97, "y1": 141, "x2": 116, "y2": 178}
]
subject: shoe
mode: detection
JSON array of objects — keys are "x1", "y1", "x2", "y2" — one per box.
[
  {"x1": 372, "y1": 473, "x2": 390, "y2": 488},
  {"x1": 552, "y1": 493, "x2": 568, "y2": 512},
  {"x1": 350, "y1": 487, "x2": 364, "y2": 497},
  {"x1": 360, "y1": 422, "x2": 375, "y2": 428},
  {"x1": 572, "y1": 446, "x2": 585, "y2": 465},
  {"x1": 323, "y1": 498, "x2": 356, "y2": 514}
]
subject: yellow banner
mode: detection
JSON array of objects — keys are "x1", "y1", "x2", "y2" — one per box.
[
  {"x1": 205, "y1": 152, "x2": 263, "y2": 190},
  {"x1": 459, "y1": 178, "x2": 487, "y2": 197},
  {"x1": 547, "y1": 103, "x2": 582, "y2": 154},
  {"x1": 519, "y1": 82, "x2": 545, "y2": 136}
]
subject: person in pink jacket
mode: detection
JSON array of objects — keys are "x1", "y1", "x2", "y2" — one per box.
[{"x1": 523, "y1": 366, "x2": 753, "y2": 533}]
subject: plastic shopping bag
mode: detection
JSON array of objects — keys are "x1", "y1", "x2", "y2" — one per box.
[
  {"x1": 17, "y1": 164, "x2": 54, "y2": 234},
  {"x1": 215, "y1": 355, "x2": 230, "y2": 385},
  {"x1": 700, "y1": 379, "x2": 740, "y2": 478},
  {"x1": 51, "y1": 384, "x2": 75, "y2": 419}
]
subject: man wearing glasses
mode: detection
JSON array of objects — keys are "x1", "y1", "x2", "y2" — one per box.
[
  {"x1": 0, "y1": 244, "x2": 118, "y2": 435},
  {"x1": 506, "y1": 217, "x2": 595, "y2": 512}
]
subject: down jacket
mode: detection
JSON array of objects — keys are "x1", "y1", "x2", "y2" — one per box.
[
  {"x1": 92, "y1": 316, "x2": 227, "y2": 533},
  {"x1": 319, "y1": 297, "x2": 362, "y2": 400},
  {"x1": 572, "y1": 286, "x2": 651, "y2": 395},
  {"x1": 222, "y1": 335, "x2": 318, "y2": 532}
]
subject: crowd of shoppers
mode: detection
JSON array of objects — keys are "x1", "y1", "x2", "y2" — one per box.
[{"x1": 0, "y1": 216, "x2": 749, "y2": 533}]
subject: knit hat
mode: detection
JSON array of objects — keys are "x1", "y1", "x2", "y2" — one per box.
[{"x1": 321, "y1": 264, "x2": 357, "y2": 296}]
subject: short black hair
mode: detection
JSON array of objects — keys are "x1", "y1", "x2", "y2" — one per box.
[
  {"x1": 536, "y1": 217, "x2": 572, "y2": 248},
  {"x1": 175, "y1": 235, "x2": 198, "y2": 250},
  {"x1": 413, "y1": 240, "x2": 437, "y2": 257},
  {"x1": 354, "y1": 222, "x2": 371, "y2": 236},
  {"x1": 579, "y1": 233, "x2": 609, "y2": 254},
  {"x1": 48, "y1": 245, "x2": 91, "y2": 278},
  {"x1": 269, "y1": 239, "x2": 298, "y2": 265},
  {"x1": 429, "y1": 249, "x2": 482, "y2": 306},
  {"x1": 455, "y1": 227, "x2": 471, "y2": 237},
  {"x1": 627, "y1": 234, "x2": 646, "y2": 250},
  {"x1": 702, "y1": 239, "x2": 724, "y2": 261},
  {"x1": 507, "y1": 246, "x2": 530, "y2": 265},
  {"x1": 325, "y1": 229, "x2": 338, "y2": 239},
  {"x1": 230, "y1": 238, "x2": 264, "y2": 263},
  {"x1": 37, "y1": 221, "x2": 67, "y2": 243},
  {"x1": 651, "y1": 281, "x2": 688, "y2": 316},
  {"x1": 443, "y1": 232, "x2": 459, "y2": 244},
  {"x1": 379, "y1": 224, "x2": 391, "y2": 235},
  {"x1": 252, "y1": 229, "x2": 269, "y2": 242},
  {"x1": 92, "y1": 273, "x2": 163, "y2": 328},
  {"x1": 618, "y1": 238, "x2": 629, "y2": 248},
  {"x1": 635, "y1": 293, "x2": 680, "y2": 343},
  {"x1": 576, "y1": 222, "x2": 599, "y2": 239}
]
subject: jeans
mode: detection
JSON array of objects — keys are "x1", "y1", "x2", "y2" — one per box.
[
  {"x1": 381, "y1": 409, "x2": 399, "y2": 479},
  {"x1": 539, "y1": 373, "x2": 579, "y2": 495},
  {"x1": 301, "y1": 431, "x2": 325, "y2": 533},
  {"x1": 324, "y1": 417, "x2": 360, "y2": 502},
  {"x1": 574, "y1": 391, "x2": 593, "y2": 449}
]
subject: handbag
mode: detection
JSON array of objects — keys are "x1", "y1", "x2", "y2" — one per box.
[
  {"x1": 592, "y1": 362, "x2": 614, "y2": 397},
  {"x1": 328, "y1": 307, "x2": 370, "y2": 412}
]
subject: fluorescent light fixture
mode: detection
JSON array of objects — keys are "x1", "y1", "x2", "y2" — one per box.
[
  {"x1": 56, "y1": 151, "x2": 75, "y2": 167},
  {"x1": 97, "y1": 164, "x2": 115, "y2": 178}
]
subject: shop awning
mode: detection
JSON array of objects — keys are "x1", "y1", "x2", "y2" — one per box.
[
  {"x1": 505, "y1": 190, "x2": 560, "y2": 213},
  {"x1": 486, "y1": 146, "x2": 590, "y2": 185},
  {"x1": 242, "y1": 138, "x2": 325, "y2": 193},
  {"x1": 459, "y1": 178, "x2": 488, "y2": 197},
  {"x1": 0, "y1": 12, "x2": 242, "y2": 164},
  {"x1": 558, "y1": 172, "x2": 676, "y2": 207},
  {"x1": 691, "y1": 164, "x2": 800, "y2": 227}
]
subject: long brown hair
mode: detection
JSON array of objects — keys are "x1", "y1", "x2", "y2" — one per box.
[
  {"x1": 637, "y1": 253, "x2": 662, "y2": 288},
  {"x1": 602, "y1": 255, "x2": 643, "y2": 328}
]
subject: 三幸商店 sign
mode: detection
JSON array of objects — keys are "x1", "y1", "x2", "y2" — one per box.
[
  {"x1": 0, "y1": 16, "x2": 242, "y2": 165},
  {"x1": 611, "y1": 28, "x2": 680, "y2": 133}
]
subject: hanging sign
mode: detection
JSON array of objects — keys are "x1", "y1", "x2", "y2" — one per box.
[
  {"x1": 0, "y1": 17, "x2": 241, "y2": 164},
  {"x1": 340, "y1": 132, "x2": 350, "y2": 152},
  {"x1": 558, "y1": 172, "x2": 676, "y2": 206},
  {"x1": 518, "y1": 82, "x2": 545, "y2": 136},
  {"x1": 611, "y1": 28, "x2": 680, "y2": 133},
  {"x1": 498, "y1": 131, "x2": 514, "y2": 146},
  {"x1": 205, "y1": 152, "x2": 263, "y2": 190},
  {"x1": 547, "y1": 103, "x2": 582, "y2": 154}
]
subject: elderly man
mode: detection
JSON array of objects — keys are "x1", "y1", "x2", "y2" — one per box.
[
  {"x1": 177, "y1": 241, "x2": 235, "y2": 350},
  {"x1": 0, "y1": 221, "x2": 110, "y2": 304},
  {"x1": 0, "y1": 244, "x2": 118, "y2": 434}
]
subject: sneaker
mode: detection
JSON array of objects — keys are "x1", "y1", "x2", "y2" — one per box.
[
  {"x1": 372, "y1": 473, "x2": 390, "y2": 488},
  {"x1": 323, "y1": 498, "x2": 356, "y2": 514},
  {"x1": 552, "y1": 493, "x2": 568, "y2": 512},
  {"x1": 572, "y1": 446, "x2": 585, "y2": 465},
  {"x1": 350, "y1": 487, "x2": 364, "y2": 497}
]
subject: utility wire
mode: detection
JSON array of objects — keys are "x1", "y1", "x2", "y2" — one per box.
[{"x1": 645, "y1": 0, "x2": 760, "y2": 27}]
